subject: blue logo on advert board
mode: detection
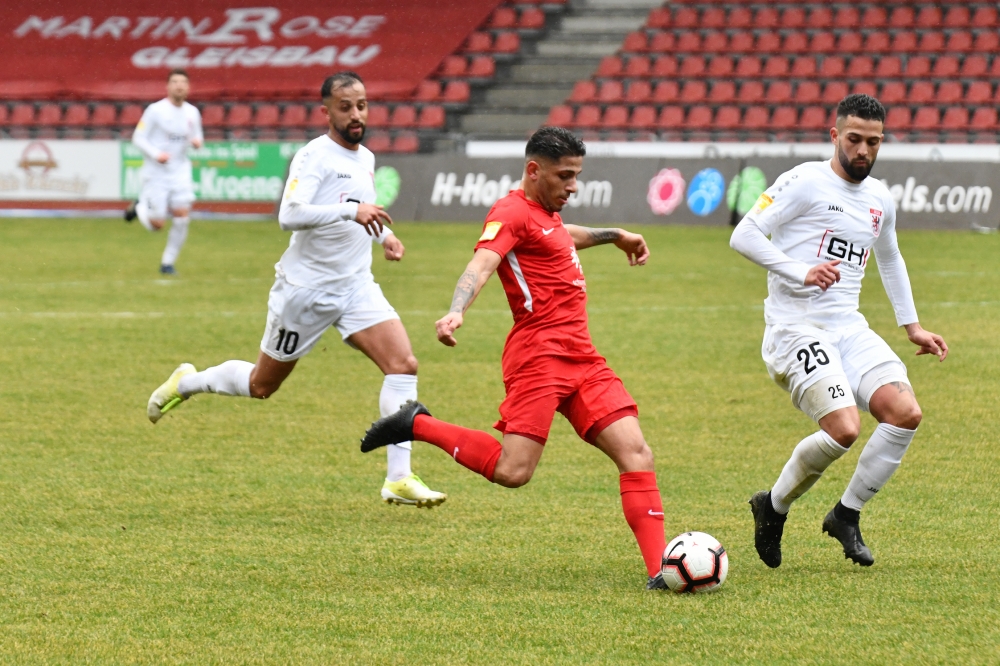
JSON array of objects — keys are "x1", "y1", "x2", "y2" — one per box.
[{"x1": 686, "y1": 168, "x2": 725, "y2": 216}]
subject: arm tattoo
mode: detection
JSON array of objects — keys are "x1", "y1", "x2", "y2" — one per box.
[
  {"x1": 449, "y1": 268, "x2": 478, "y2": 314},
  {"x1": 586, "y1": 228, "x2": 621, "y2": 245}
]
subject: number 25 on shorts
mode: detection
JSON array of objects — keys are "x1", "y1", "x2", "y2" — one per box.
[{"x1": 797, "y1": 342, "x2": 830, "y2": 375}]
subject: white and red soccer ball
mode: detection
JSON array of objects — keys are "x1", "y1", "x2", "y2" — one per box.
[{"x1": 661, "y1": 531, "x2": 728, "y2": 593}]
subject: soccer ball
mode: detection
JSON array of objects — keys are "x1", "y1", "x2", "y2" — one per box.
[{"x1": 661, "y1": 531, "x2": 728, "y2": 593}]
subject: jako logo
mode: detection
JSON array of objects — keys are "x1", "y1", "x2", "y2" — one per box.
[
  {"x1": 882, "y1": 177, "x2": 992, "y2": 214},
  {"x1": 431, "y1": 173, "x2": 612, "y2": 208}
]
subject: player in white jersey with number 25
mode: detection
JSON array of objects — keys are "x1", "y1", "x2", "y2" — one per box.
[
  {"x1": 145, "y1": 71, "x2": 446, "y2": 508},
  {"x1": 124, "y1": 69, "x2": 203, "y2": 275},
  {"x1": 730, "y1": 94, "x2": 948, "y2": 568}
]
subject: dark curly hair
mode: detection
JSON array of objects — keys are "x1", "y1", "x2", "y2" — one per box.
[
  {"x1": 836, "y1": 94, "x2": 886, "y2": 123},
  {"x1": 525, "y1": 126, "x2": 586, "y2": 161}
]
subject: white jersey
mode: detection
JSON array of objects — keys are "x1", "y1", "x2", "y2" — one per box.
[
  {"x1": 132, "y1": 98, "x2": 203, "y2": 180},
  {"x1": 276, "y1": 135, "x2": 390, "y2": 295},
  {"x1": 732, "y1": 160, "x2": 918, "y2": 330}
]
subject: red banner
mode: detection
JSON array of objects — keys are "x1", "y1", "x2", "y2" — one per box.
[{"x1": 2, "y1": 1, "x2": 502, "y2": 100}]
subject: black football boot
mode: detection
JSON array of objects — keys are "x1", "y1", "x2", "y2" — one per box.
[
  {"x1": 749, "y1": 490, "x2": 787, "y2": 568},
  {"x1": 822, "y1": 501, "x2": 874, "y2": 566}
]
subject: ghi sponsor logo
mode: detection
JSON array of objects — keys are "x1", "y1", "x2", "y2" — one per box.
[
  {"x1": 13, "y1": 10, "x2": 384, "y2": 70},
  {"x1": 817, "y1": 230, "x2": 870, "y2": 272},
  {"x1": 431, "y1": 172, "x2": 611, "y2": 208},
  {"x1": 882, "y1": 177, "x2": 992, "y2": 214}
]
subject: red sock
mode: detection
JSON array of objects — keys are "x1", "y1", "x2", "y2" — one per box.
[
  {"x1": 413, "y1": 415, "x2": 503, "y2": 482},
  {"x1": 620, "y1": 471, "x2": 667, "y2": 578}
]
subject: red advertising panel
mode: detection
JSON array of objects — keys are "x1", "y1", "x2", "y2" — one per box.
[{"x1": 2, "y1": 1, "x2": 502, "y2": 100}]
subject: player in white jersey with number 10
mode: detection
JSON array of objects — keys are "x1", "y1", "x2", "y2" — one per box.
[
  {"x1": 730, "y1": 94, "x2": 948, "y2": 568},
  {"x1": 124, "y1": 69, "x2": 203, "y2": 275},
  {"x1": 145, "y1": 71, "x2": 446, "y2": 507}
]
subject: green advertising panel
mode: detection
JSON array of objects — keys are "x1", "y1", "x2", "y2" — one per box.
[{"x1": 121, "y1": 142, "x2": 305, "y2": 201}]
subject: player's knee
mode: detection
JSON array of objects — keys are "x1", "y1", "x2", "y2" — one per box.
[
  {"x1": 629, "y1": 441, "x2": 655, "y2": 471},
  {"x1": 890, "y1": 402, "x2": 922, "y2": 430},
  {"x1": 829, "y1": 423, "x2": 860, "y2": 448},
  {"x1": 497, "y1": 467, "x2": 534, "y2": 488},
  {"x1": 392, "y1": 354, "x2": 418, "y2": 375},
  {"x1": 249, "y1": 381, "x2": 280, "y2": 399},
  {"x1": 150, "y1": 218, "x2": 165, "y2": 230}
]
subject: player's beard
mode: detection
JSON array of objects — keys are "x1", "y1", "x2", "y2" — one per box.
[
  {"x1": 336, "y1": 121, "x2": 366, "y2": 145},
  {"x1": 837, "y1": 145, "x2": 874, "y2": 181}
]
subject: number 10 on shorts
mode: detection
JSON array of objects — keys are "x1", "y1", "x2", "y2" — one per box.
[{"x1": 276, "y1": 328, "x2": 299, "y2": 355}]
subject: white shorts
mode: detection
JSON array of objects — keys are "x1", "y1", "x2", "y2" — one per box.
[
  {"x1": 260, "y1": 278, "x2": 399, "y2": 362},
  {"x1": 762, "y1": 323, "x2": 909, "y2": 421},
  {"x1": 140, "y1": 172, "x2": 195, "y2": 219}
]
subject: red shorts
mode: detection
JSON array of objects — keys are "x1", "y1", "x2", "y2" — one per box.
[{"x1": 494, "y1": 355, "x2": 638, "y2": 444}]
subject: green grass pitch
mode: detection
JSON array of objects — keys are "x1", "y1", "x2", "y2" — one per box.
[{"x1": 0, "y1": 218, "x2": 997, "y2": 664}]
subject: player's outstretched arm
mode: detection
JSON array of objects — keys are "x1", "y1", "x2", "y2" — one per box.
[
  {"x1": 435, "y1": 249, "x2": 502, "y2": 347},
  {"x1": 564, "y1": 225, "x2": 650, "y2": 266},
  {"x1": 904, "y1": 323, "x2": 949, "y2": 362}
]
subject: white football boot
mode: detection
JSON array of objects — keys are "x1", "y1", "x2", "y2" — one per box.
[
  {"x1": 381, "y1": 474, "x2": 447, "y2": 508},
  {"x1": 147, "y1": 363, "x2": 196, "y2": 423}
]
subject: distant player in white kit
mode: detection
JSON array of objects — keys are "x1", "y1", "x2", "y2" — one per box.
[
  {"x1": 730, "y1": 95, "x2": 948, "y2": 567},
  {"x1": 124, "y1": 69, "x2": 203, "y2": 275},
  {"x1": 145, "y1": 71, "x2": 446, "y2": 507}
]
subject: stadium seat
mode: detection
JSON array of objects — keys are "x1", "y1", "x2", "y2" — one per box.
[
  {"x1": 781, "y1": 7, "x2": 806, "y2": 29},
  {"x1": 629, "y1": 105, "x2": 657, "y2": 130},
  {"x1": 933, "y1": 56, "x2": 960, "y2": 78},
  {"x1": 119, "y1": 104, "x2": 143, "y2": 127},
  {"x1": 646, "y1": 7, "x2": 670, "y2": 29},
  {"x1": 743, "y1": 106, "x2": 769, "y2": 131},
  {"x1": 852, "y1": 82, "x2": 878, "y2": 97},
  {"x1": 465, "y1": 32, "x2": 492, "y2": 53},
  {"x1": 596, "y1": 56, "x2": 622, "y2": 78},
  {"x1": 36, "y1": 103, "x2": 61, "y2": 126},
  {"x1": 961, "y1": 56, "x2": 989, "y2": 78},
  {"x1": 729, "y1": 32, "x2": 754, "y2": 52},
  {"x1": 673, "y1": 7, "x2": 698, "y2": 29},
  {"x1": 946, "y1": 32, "x2": 973, "y2": 53},
  {"x1": 597, "y1": 81, "x2": 624, "y2": 103},
  {"x1": 677, "y1": 33, "x2": 702, "y2": 53},
  {"x1": 418, "y1": 105, "x2": 446, "y2": 129},
  {"x1": 625, "y1": 80, "x2": 651, "y2": 103},
  {"x1": 389, "y1": 105, "x2": 417, "y2": 128},
  {"x1": 568, "y1": 81, "x2": 597, "y2": 103},
  {"x1": 799, "y1": 107, "x2": 829, "y2": 130},
  {"x1": 916, "y1": 6, "x2": 942, "y2": 28},
  {"x1": 889, "y1": 6, "x2": 915, "y2": 28},
  {"x1": 875, "y1": 56, "x2": 902, "y2": 78},
  {"x1": 201, "y1": 104, "x2": 226, "y2": 127},
  {"x1": 708, "y1": 81, "x2": 736, "y2": 103},
  {"x1": 762, "y1": 56, "x2": 789, "y2": 78},
  {"x1": 879, "y1": 82, "x2": 907, "y2": 104},
  {"x1": 861, "y1": 6, "x2": 887, "y2": 28},
  {"x1": 737, "y1": 81, "x2": 764, "y2": 104},
  {"x1": 519, "y1": 8, "x2": 546, "y2": 31},
  {"x1": 822, "y1": 82, "x2": 849, "y2": 105},
  {"x1": 972, "y1": 6, "x2": 998, "y2": 28},
  {"x1": 818, "y1": 56, "x2": 845, "y2": 78},
  {"x1": 280, "y1": 105, "x2": 307, "y2": 127},
  {"x1": 91, "y1": 104, "x2": 117, "y2": 127},
  {"x1": 796, "y1": 81, "x2": 821, "y2": 104},
  {"x1": 807, "y1": 7, "x2": 833, "y2": 28},
  {"x1": 941, "y1": 107, "x2": 969, "y2": 129},
  {"x1": 836, "y1": 33, "x2": 863, "y2": 53},
  {"x1": 909, "y1": 82, "x2": 935, "y2": 104},
  {"x1": 652, "y1": 80, "x2": 679, "y2": 103},
  {"x1": 391, "y1": 133, "x2": 420, "y2": 153},
  {"x1": 905, "y1": 56, "x2": 931, "y2": 78},
  {"x1": 849, "y1": 56, "x2": 875, "y2": 78},
  {"x1": 439, "y1": 56, "x2": 467, "y2": 77},
  {"x1": 918, "y1": 32, "x2": 945, "y2": 53},
  {"x1": 546, "y1": 105, "x2": 573, "y2": 126},
  {"x1": 714, "y1": 106, "x2": 741, "y2": 130},
  {"x1": 834, "y1": 6, "x2": 861, "y2": 28},
  {"x1": 970, "y1": 108, "x2": 998, "y2": 130},
  {"x1": 367, "y1": 105, "x2": 390, "y2": 127},
  {"x1": 809, "y1": 32, "x2": 836, "y2": 53},
  {"x1": 254, "y1": 104, "x2": 279, "y2": 127},
  {"x1": 864, "y1": 32, "x2": 890, "y2": 52},
  {"x1": 488, "y1": 7, "x2": 517, "y2": 29},
  {"x1": 364, "y1": 133, "x2": 392, "y2": 153},
  {"x1": 936, "y1": 82, "x2": 963, "y2": 105},
  {"x1": 944, "y1": 6, "x2": 971, "y2": 28},
  {"x1": 685, "y1": 106, "x2": 713, "y2": 130},
  {"x1": 989, "y1": 58, "x2": 1000, "y2": 78},
  {"x1": 573, "y1": 105, "x2": 601, "y2": 128},
  {"x1": 442, "y1": 81, "x2": 470, "y2": 104},
  {"x1": 624, "y1": 56, "x2": 651, "y2": 78},
  {"x1": 728, "y1": 7, "x2": 752, "y2": 29},
  {"x1": 227, "y1": 104, "x2": 253, "y2": 127},
  {"x1": 414, "y1": 80, "x2": 440, "y2": 102},
  {"x1": 622, "y1": 31, "x2": 648, "y2": 53},
  {"x1": 602, "y1": 105, "x2": 629, "y2": 129},
  {"x1": 771, "y1": 106, "x2": 798, "y2": 130},
  {"x1": 734, "y1": 56, "x2": 762, "y2": 77},
  {"x1": 912, "y1": 108, "x2": 941, "y2": 131},
  {"x1": 63, "y1": 104, "x2": 89, "y2": 127},
  {"x1": 755, "y1": 32, "x2": 781, "y2": 53},
  {"x1": 656, "y1": 105, "x2": 684, "y2": 130},
  {"x1": 649, "y1": 32, "x2": 675, "y2": 52},
  {"x1": 790, "y1": 57, "x2": 817, "y2": 78},
  {"x1": 766, "y1": 81, "x2": 793, "y2": 104},
  {"x1": 965, "y1": 82, "x2": 992, "y2": 104},
  {"x1": 679, "y1": 81, "x2": 707, "y2": 103},
  {"x1": 972, "y1": 32, "x2": 1000, "y2": 53},
  {"x1": 0, "y1": 105, "x2": 8, "y2": 125},
  {"x1": 703, "y1": 32, "x2": 728, "y2": 53},
  {"x1": 468, "y1": 56, "x2": 495, "y2": 79},
  {"x1": 885, "y1": 107, "x2": 912, "y2": 131},
  {"x1": 754, "y1": 7, "x2": 779, "y2": 29},
  {"x1": 679, "y1": 56, "x2": 706, "y2": 78},
  {"x1": 890, "y1": 32, "x2": 917, "y2": 53},
  {"x1": 493, "y1": 32, "x2": 521, "y2": 54},
  {"x1": 701, "y1": 7, "x2": 726, "y2": 29},
  {"x1": 707, "y1": 56, "x2": 733, "y2": 78}
]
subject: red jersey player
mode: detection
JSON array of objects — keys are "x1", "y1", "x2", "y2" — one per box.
[{"x1": 361, "y1": 127, "x2": 671, "y2": 590}]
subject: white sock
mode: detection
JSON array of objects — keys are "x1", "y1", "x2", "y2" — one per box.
[
  {"x1": 136, "y1": 201, "x2": 154, "y2": 232},
  {"x1": 178, "y1": 360, "x2": 253, "y2": 397},
  {"x1": 841, "y1": 424, "x2": 916, "y2": 511},
  {"x1": 380, "y1": 374, "x2": 417, "y2": 482},
  {"x1": 771, "y1": 430, "x2": 849, "y2": 514},
  {"x1": 161, "y1": 216, "x2": 190, "y2": 267}
]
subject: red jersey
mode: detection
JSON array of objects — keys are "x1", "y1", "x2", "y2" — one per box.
[{"x1": 475, "y1": 190, "x2": 598, "y2": 378}]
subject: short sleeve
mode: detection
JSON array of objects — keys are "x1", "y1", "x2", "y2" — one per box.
[
  {"x1": 474, "y1": 202, "x2": 524, "y2": 257},
  {"x1": 742, "y1": 168, "x2": 811, "y2": 236},
  {"x1": 282, "y1": 147, "x2": 324, "y2": 205}
]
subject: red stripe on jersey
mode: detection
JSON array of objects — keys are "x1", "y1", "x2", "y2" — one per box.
[{"x1": 818, "y1": 229, "x2": 831, "y2": 257}]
